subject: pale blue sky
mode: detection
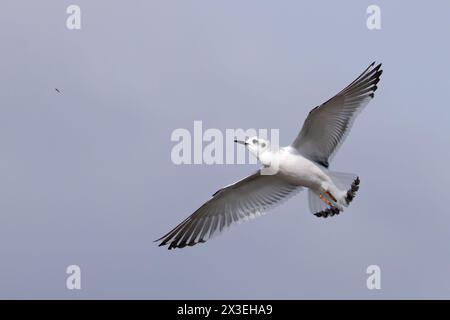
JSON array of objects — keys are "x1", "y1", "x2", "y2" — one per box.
[{"x1": 1, "y1": 1, "x2": 450, "y2": 298}]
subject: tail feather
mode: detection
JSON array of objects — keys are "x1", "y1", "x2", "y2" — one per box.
[
  {"x1": 314, "y1": 206, "x2": 340, "y2": 218},
  {"x1": 308, "y1": 171, "x2": 360, "y2": 218},
  {"x1": 345, "y1": 177, "x2": 360, "y2": 205},
  {"x1": 308, "y1": 190, "x2": 328, "y2": 214},
  {"x1": 328, "y1": 171, "x2": 359, "y2": 192}
]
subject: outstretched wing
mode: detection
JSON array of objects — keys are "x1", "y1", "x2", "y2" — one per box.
[
  {"x1": 156, "y1": 171, "x2": 301, "y2": 249},
  {"x1": 291, "y1": 62, "x2": 383, "y2": 167}
]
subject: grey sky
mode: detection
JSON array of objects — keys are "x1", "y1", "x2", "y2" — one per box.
[{"x1": 1, "y1": 1, "x2": 450, "y2": 298}]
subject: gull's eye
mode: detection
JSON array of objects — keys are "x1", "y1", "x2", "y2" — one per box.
[
  {"x1": 252, "y1": 139, "x2": 258, "y2": 144},
  {"x1": 261, "y1": 143, "x2": 266, "y2": 148}
]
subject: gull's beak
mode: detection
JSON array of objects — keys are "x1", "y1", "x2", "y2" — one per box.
[{"x1": 234, "y1": 139, "x2": 248, "y2": 146}]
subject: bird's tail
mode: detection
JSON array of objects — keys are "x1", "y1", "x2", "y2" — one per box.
[
  {"x1": 328, "y1": 171, "x2": 360, "y2": 205},
  {"x1": 308, "y1": 171, "x2": 360, "y2": 218}
]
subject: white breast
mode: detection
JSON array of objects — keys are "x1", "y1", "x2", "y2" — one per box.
[{"x1": 277, "y1": 148, "x2": 329, "y2": 189}]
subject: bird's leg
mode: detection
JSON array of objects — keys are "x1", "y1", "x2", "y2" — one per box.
[
  {"x1": 326, "y1": 191, "x2": 337, "y2": 202},
  {"x1": 319, "y1": 194, "x2": 332, "y2": 207}
]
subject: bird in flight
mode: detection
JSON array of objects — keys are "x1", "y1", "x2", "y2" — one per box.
[
  {"x1": 157, "y1": 62, "x2": 383, "y2": 250},
  {"x1": 55, "y1": 88, "x2": 61, "y2": 94}
]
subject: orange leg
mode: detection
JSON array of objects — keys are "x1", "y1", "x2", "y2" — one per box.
[
  {"x1": 326, "y1": 191, "x2": 337, "y2": 202},
  {"x1": 319, "y1": 194, "x2": 332, "y2": 207}
]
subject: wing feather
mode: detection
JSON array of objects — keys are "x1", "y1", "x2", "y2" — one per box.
[
  {"x1": 291, "y1": 62, "x2": 383, "y2": 167},
  {"x1": 156, "y1": 171, "x2": 301, "y2": 249}
]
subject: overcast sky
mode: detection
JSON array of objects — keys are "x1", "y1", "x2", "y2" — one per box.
[{"x1": 1, "y1": 1, "x2": 450, "y2": 299}]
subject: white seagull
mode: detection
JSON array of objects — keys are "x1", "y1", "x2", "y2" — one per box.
[{"x1": 157, "y1": 62, "x2": 383, "y2": 250}]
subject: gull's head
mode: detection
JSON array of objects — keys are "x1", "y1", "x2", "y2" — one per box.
[{"x1": 234, "y1": 136, "x2": 270, "y2": 157}]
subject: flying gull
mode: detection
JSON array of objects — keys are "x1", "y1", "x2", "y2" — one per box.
[{"x1": 157, "y1": 62, "x2": 383, "y2": 250}]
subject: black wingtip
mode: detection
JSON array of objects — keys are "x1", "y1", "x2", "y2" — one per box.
[
  {"x1": 371, "y1": 61, "x2": 382, "y2": 68},
  {"x1": 369, "y1": 62, "x2": 382, "y2": 74},
  {"x1": 157, "y1": 238, "x2": 168, "y2": 247}
]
